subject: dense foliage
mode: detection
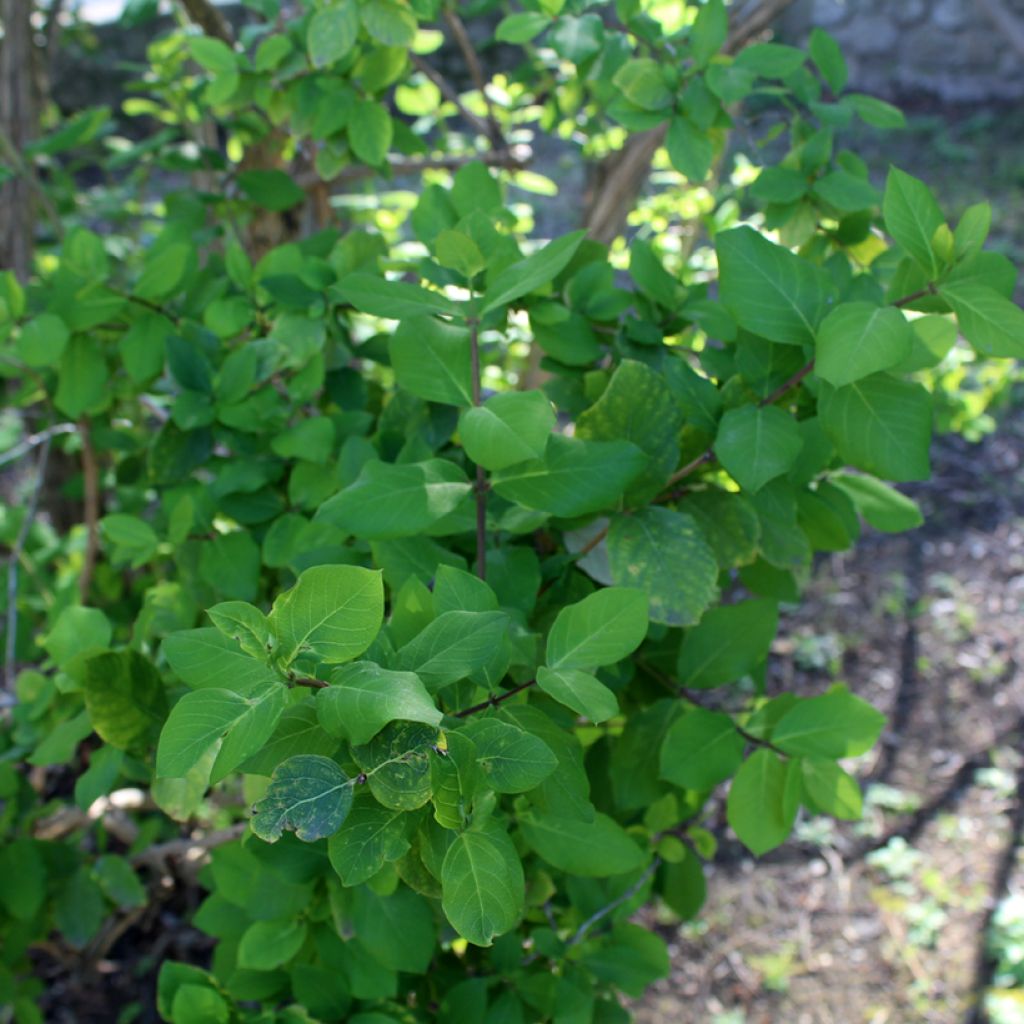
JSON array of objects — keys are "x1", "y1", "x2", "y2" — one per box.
[{"x1": 2, "y1": 1, "x2": 1023, "y2": 1021}]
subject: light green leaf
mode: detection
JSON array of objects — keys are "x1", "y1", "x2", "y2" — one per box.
[
  {"x1": 389, "y1": 316, "x2": 472, "y2": 405},
  {"x1": 953, "y1": 202, "x2": 991, "y2": 261},
  {"x1": 207, "y1": 601, "x2": 272, "y2": 660},
  {"x1": 714, "y1": 405, "x2": 804, "y2": 493},
  {"x1": 814, "y1": 302, "x2": 915, "y2": 386},
  {"x1": 480, "y1": 232, "x2": 585, "y2": 314},
  {"x1": 459, "y1": 391, "x2": 555, "y2": 471},
  {"x1": 716, "y1": 226, "x2": 832, "y2": 346},
  {"x1": 156, "y1": 681, "x2": 285, "y2": 784},
  {"x1": 396, "y1": 610, "x2": 508, "y2": 691},
  {"x1": 361, "y1": 0, "x2": 416, "y2": 46},
  {"x1": 335, "y1": 273, "x2": 460, "y2": 319},
  {"x1": 801, "y1": 757, "x2": 863, "y2": 819},
  {"x1": 442, "y1": 825, "x2": 524, "y2": 947},
  {"x1": 270, "y1": 564, "x2": 384, "y2": 666},
  {"x1": 536, "y1": 666, "x2": 619, "y2": 723},
  {"x1": 546, "y1": 587, "x2": 648, "y2": 670},
  {"x1": 809, "y1": 27, "x2": 847, "y2": 93},
  {"x1": 830, "y1": 473, "x2": 923, "y2": 533},
  {"x1": 613, "y1": 58, "x2": 673, "y2": 110},
  {"x1": 82, "y1": 650, "x2": 167, "y2": 751},
  {"x1": 163, "y1": 628, "x2": 279, "y2": 694},
  {"x1": 460, "y1": 718, "x2": 557, "y2": 793},
  {"x1": 938, "y1": 281, "x2": 1024, "y2": 358},
  {"x1": 308, "y1": 1, "x2": 360, "y2": 68},
  {"x1": 348, "y1": 100, "x2": 392, "y2": 167},
  {"x1": 491, "y1": 435, "x2": 648, "y2": 518},
  {"x1": 666, "y1": 115, "x2": 713, "y2": 182},
  {"x1": 519, "y1": 810, "x2": 646, "y2": 877},
  {"x1": 659, "y1": 709, "x2": 745, "y2": 790},
  {"x1": 327, "y1": 797, "x2": 410, "y2": 886},
  {"x1": 607, "y1": 507, "x2": 719, "y2": 627},
  {"x1": 726, "y1": 749, "x2": 799, "y2": 855},
  {"x1": 317, "y1": 459, "x2": 472, "y2": 539},
  {"x1": 43, "y1": 605, "x2": 111, "y2": 666},
  {"x1": 17, "y1": 313, "x2": 69, "y2": 367},
  {"x1": 690, "y1": 0, "x2": 727, "y2": 68},
  {"x1": 318, "y1": 661, "x2": 441, "y2": 744},
  {"x1": 819, "y1": 374, "x2": 931, "y2": 481},
  {"x1": 677, "y1": 599, "x2": 779, "y2": 688},
  {"x1": 250, "y1": 754, "x2": 354, "y2": 843},
  {"x1": 495, "y1": 11, "x2": 550, "y2": 43},
  {"x1": 883, "y1": 167, "x2": 944, "y2": 276},
  {"x1": 772, "y1": 689, "x2": 885, "y2": 758}
]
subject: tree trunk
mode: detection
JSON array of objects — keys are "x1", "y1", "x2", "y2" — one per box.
[{"x1": 0, "y1": 0, "x2": 38, "y2": 281}]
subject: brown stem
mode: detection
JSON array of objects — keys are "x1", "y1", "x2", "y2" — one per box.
[
  {"x1": 442, "y1": 8, "x2": 503, "y2": 148},
  {"x1": 177, "y1": 0, "x2": 233, "y2": 43},
  {"x1": 292, "y1": 676, "x2": 328, "y2": 689},
  {"x1": 410, "y1": 53, "x2": 492, "y2": 140},
  {"x1": 455, "y1": 679, "x2": 537, "y2": 718},
  {"x1": 78, "y1": 419, "x2": 100, "y2": 605}
]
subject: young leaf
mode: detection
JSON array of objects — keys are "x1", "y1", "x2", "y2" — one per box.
[
  {"x1": 714, "y1": 405, "x2": 804, "y2": 494},
  {"x1": 207, "y1": 601, "x2": 272, "y2": 660},
  {"x1": 545, "y1": 587, "x2": 648, "y2": 670},
  {"x1": 607, "y1": 508, "x2": 719, "y2": 627},
  {"x1": 441, "y1": 825, "x2": 524, "y2": 947},
  {"x1": 801, "y1": 758, "x2": 863, "y2": 819},
  {"x1": 480, "y1": 232, "x2": 585, "y2": 314},
  {"x1": 458, "y1": 391, "x2": 556, "y2": 471},
  {"x1": 830, "y1": 473, "x2": 923, "y2": 533},
  {"x1": 389, "y1": 316, "x2": 473, "y2": 406},
  {"x1": 772, "y1": 690, "x2": 885, "y2": 758},
  {"x1": 676, "y1": 599, "x2": 779, "y2": 689},
  {"x1": 659, "y1": 709, "x2": 745, "y2": 790},
  {"x1": 883, "y1": 167, "x2": 945, "y2": 276},
  {"x1": 726, "y1": 749, "x2": 799, "y2": 855},
  {"x1": 536, "y1": 666, "x2": 619, "y2": 723},
  {"x1": 250, "y1": 754, "x2": 354, "y2": 843},
  {"x1": 317, "y1": 459, "x2": 472, "y2": 539},
  {"x1": 814, "y1": 302, "x2": 915, "y2": 386},
  {"x1": 317, "y1": 661, "x2": 441, "y2": 744},
  {"x1": 716, "y1": 226, "x2": 832, "y2": 346},
  {"x1": 162, "y1": 628, "x2": 279, "y2": 695}
]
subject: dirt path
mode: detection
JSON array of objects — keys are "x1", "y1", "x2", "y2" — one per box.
[{"x1": 637, "y1": 406, "x2": 1024, "y2": 1024}]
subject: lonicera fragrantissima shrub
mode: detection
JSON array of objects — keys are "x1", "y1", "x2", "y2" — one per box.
[{"x1": 1, "y1": 1, "x2": 1023, "y2": 1021}]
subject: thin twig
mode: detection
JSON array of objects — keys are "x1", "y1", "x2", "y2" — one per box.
[
  {"x1": 78, "y1": 418, "x2": 100, "y2": 605},
  {"x1": 442, "y1": 8, "x2": 503, "y2": 147},
  {"x1": 132, "y1": 822, "x2": 248, "y2": 871},
  {"x1": 0, "y1": 422, "x2": 76, "y2": 468},
  {"x1": 5, "y1": 436, "x2": 52, "y2": 691},
  {"x1": 567, "y1": 857, "x2": 662, "y2": 947},
  {"x1": 455, "y1": 679, "x2": 537, "y2": 718},
  {"x1": 410, "y1": 54, "x2": 492, "y2": 139},
  {"x1": 0, "y1": 122, "x2": 64, "y2": 242}
]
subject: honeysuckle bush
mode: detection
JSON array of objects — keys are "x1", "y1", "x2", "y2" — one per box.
[{"x1": 2, "y1": 0, "x2": 1024, "y2": 1021}]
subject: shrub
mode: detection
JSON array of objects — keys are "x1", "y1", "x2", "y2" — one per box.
[{"x1": 1, "y1": 1, "x2": 1022, "y2": 1021}]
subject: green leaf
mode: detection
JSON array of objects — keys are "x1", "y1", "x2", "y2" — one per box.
[
  {"x1": 458, "y1": 391, "x2": 555, "y2": 471},
  {"x1": 808, "y1": 28, "x2": 848, "y2": 93},
  {"x1": 237, "y1": 169, "x2": 306, "y2": 212},
  {"x1": 460, "y1": 718, "x2": 557, "y2": 793},
  {"x1": 238, "y1": 918, "x2": 308, "y2": 970},
  {"x1": 847, "y1": 93, "x2": 905, "y2": 129},
  {"x1": 830, "y1": 473, "x2": 923, "y2": 533},
  {"x1": 519, "y1": 810, "x2": 646, "y2": 877},
  {"x1": 659, "y1": 709, "x2": 745, "y2": 790},
  {"x1": 716, "y1": 226, "x2": 831, "y2": 346},
  {"x1": 433, "y1": 565, "x2": 498, "y2": 614},
  {"x1": 938, "y1": 281, "x2": 1024, "y2": 358},
  {"x1": 0, "y1": 841, "x2": 47, "y2": 921},
  {"x1": 396, "y1": 610, "x2": 508, "y2": 691},
  {"x1": 491, "y1": 435, "x2": 648, "y2": 518},
  {"x1": 188, "y1": 36, "x2": 236, "y2": 72},
  {"x1": 352, "y1": 721, "x2": 436, "y2": 811},
  {"x1": 676, "y1": 599, "x2": 779, "y2": 688},
  {"x1": 735, "y1": 42, "x2": 806, "y2": 78},
  {"x1": 163, "y1": 628, "x2": 279, "y2": 694},
  {"x1": 389, "y1": 316, "x2": 473, "y2": 406},
  {"x1": 666, "y1": 115, "x2": 713, "y2": 182},
  {"x1": 584, "y1": 924, "x2": 670, "y2": 998},
  {"x1": 44, "y1": 605, "x2": 111, "y2": 666},
  {"x1": 318, "y1": 661, "x2": 441, "y2": 744},
  {"x1": 349, "y1": 99, "x2": 392, "y2": 167},
  {"x1": 953, "y1": 202, "x2": 991, "y2": 261},
  {"x1": 690, "y1": 0, "x2": 727, "y2": 68},
  {"x1": 206, "y1": 601, "x2": 272, "y2": 660},
  {"x1": 536, "y1": 666, "x2": 618, "y2": 723},
  {"x1": 819, "y1": 374, "x2": 931, "y2": 481},
  {"x1": 685, "y1": 489, "x2": 761, "y2": 570},
  {"x1": 495, "y1": 11, "x2": 550, "y2": 43},
  {"x1": 328, "y1": 798, "x2": 410, "y2": 885},
  {"x1": 801, "y1": 758, "x2": 863, "y2": 819},
  {"x1": 93, "y1": 854, "x2": 146, "y2": 909},
  {"x1": 442, "y1": 825, "x2": 524, "y2": 947},
  {"x1": 352, "y1": 884, "x2": 436, "y2": 972},
  {"x1": 318, "y1": 459, "x2": 472, "y2": 539},
  {"x1": 82, "y1": 650, "x2": 167, "y2": 751},
  {"x1": 334, "y1": 273, "x2": 460, "y2": 318},
  {"x1": 714, "y1": 405, "x2": 804, "y2": 494},
  {"x1": 772, "y1": 689, "x2": 885, "y2": 758},
  {"x1": 16, "y1": 313, "x2": 69, "y2": 367},
  {"x1": 546, "y1": 587, "x2": 648, "y2": 670},
  {"x1": 726, "y1": 749, "x2": 799, "y2": 855},
  {"x1": 250, "y1": 754, "x2": 354, "y2": 843},
  {"x1": 613, "y1": 58, "x2": 673, "y2": 110},
  {"x1": 55, "y1": 336, "x2": 108, "y2": 417},
  {"x1": 480, "y1": 232, "x2": 586, "y2": 314},
  {"x1": 270, "y1": 564, "x2": 384, "y2": 666},
  {"x1": 361, "y1": 0, "x2": 416, "y2": 46},
  {"x1": 883, "y1": 167, "x2": 944, "y2": 276},
  {"x1": 238, "y1": 701, "x2": 340, "y2": 776},
  {"x1": 156, "y1": 681, "x2": 285, "y2": 783},
  {"x1": 308, "y1": 1, "x2": 360, "y2": 67},
  {"x1": 434, "y1": 229, "x2": 486, "y2": 279},
  {"x1": 814, "y1": 302, "x2": 915, "y2": 386},
  {"x1": 605, "y1": 506, "x2": 719, "y2": 627}
]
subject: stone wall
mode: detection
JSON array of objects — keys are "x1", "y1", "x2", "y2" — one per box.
[{"x1": 781, "y1": 0, "x2": 1024, "y2": 103}]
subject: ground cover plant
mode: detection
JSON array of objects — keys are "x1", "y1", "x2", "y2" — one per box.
[{"x1": 1, "y1": 0, "x2": 1023, "y2": 1021}]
